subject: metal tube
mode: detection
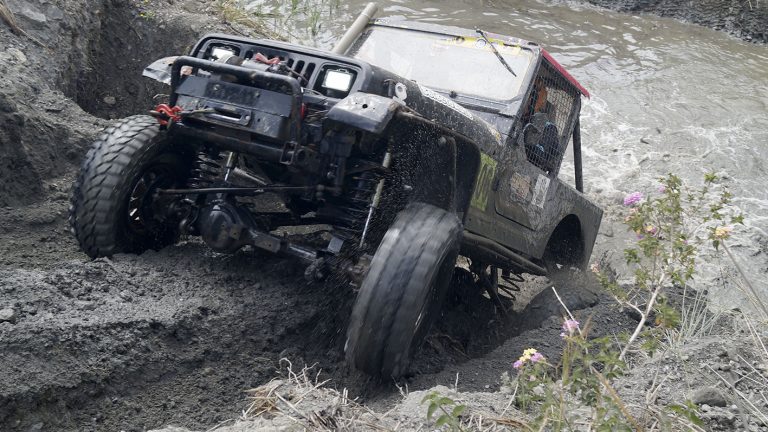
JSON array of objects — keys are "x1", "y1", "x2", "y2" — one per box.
[
  {"x1": 359, "y1": 151, "x2": 392, "y2": 248},
  {"x1": 223, "y1": 151, "x2": 237, "y2": 182},
  {"x1": 157, "y1": 186, "x2": 317, "y2": 195},
  {"x1": 461, "y1": 231, "x2": 548, "y2": 276},
  {"x1": 171, "y1": 123, "x2": 284, "y2": 162},
  {"x1": 331, "y1": 2, "x2": 378, "y2": 55},
  {"x1": 573, "y1": 119, "x2": 584, "y2": 193}
]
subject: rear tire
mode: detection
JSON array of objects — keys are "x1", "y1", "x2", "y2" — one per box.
[
  {"x1": 69, "y1": 115, "x2": 189, "y2": 258},
  {"x1": 346, "y1": 203, "x2": 462, "y2": 378}
]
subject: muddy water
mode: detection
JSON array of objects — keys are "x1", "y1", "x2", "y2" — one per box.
[{"x1": 246, "y1": 0, "x2": 768, "y2": 309}]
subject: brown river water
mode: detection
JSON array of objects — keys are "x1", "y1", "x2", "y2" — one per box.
[{"x1": 244, "y1": 0, "x2": 768, "y2": 310}]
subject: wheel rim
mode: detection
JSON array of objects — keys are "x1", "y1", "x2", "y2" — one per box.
[
  {"x1": 412, "y1": 248, "x2": 457, "y2": 349},
  {"x1": 126, "y1": 163, "x2": 181, "y2": 236}
]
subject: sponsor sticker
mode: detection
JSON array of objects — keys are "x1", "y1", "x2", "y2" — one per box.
[
  {"x1": 531, "y1": 174, "x2": 550, "y2": 208},
  {"x1": 509, "y1": 173, "x2": 531, "y2": 201},
  {"x1": 470, "y1": 153, "x2": 497, "y2": 211}
]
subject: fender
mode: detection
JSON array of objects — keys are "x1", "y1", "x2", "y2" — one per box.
[
  {"x1": 325, "y1": 92, "x2": 400, "y2": 134},
  {"x1": 378, "y1": 111, "x2": 482, "y2": 219}
]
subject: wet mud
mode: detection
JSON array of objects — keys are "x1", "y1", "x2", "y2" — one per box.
[
  {"x1": 0, "y1": 197, "x2": 634, "y2": 431},
  {"x1": 1, "y1": 0, "x2": 750, "y2": 431}
]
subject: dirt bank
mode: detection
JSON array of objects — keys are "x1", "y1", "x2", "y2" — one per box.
[
  {"x1": 0, "y1": 191, "x2": 631, "y2": 431},
  {"x1": 2, "y1": 0, "x2": 762, "y2": 431},
  {"x1": 0, "y1": 0, "x2": 235, "y2": 208},
  {"x1": 0, "y1": 2, "x2": 632, "y2": 427},
  {"x1": 584, "y1": 0, "x2": 768, "y2": 43}
]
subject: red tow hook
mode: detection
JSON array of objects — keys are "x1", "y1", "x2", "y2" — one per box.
[
  {"x1": 252, "y1": 52, "x2": 281, "y2": 65},
  {"x1": 150, "y1": 104, "x2": 183, "y2": 126}
]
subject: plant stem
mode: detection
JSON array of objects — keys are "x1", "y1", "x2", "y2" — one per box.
[
  {"x1": 722, "y1": 242, "x2": 768, "y2": 319},
  {"x1": 620, "y1": 282, "x2": 663, "y2": 360}
]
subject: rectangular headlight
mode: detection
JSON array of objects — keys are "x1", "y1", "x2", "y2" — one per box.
[{"x1": 322, "y1": 69, "x2": 353, "y2": 92}]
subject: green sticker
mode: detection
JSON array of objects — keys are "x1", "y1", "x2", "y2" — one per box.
[{"x1": 471, "y1": 153, "x2": 497, "y2": 210}]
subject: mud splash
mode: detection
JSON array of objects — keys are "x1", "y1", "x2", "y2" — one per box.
[{"x1": 2, "y1": 0, "x2": 760, "y2": 431}]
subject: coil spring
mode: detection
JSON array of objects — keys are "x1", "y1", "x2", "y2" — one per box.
[
  {"x1": 499, "y1": 271, "x2": 523, "y2": 292},
  {"x1": 333, "y1": 171, "x2": 380, "y2": 238},
  {"x1": 347, "y1": 173, "x2": 379, "y2": 212},
  {"x1": 188, "y1": 151, "x2": 224, "y2": 188}
]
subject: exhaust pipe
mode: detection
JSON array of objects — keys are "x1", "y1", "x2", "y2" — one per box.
[{"x1": 331, "y1": 2, "x2": 378, "y2": 55}]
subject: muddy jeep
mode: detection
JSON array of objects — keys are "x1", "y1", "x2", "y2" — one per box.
[{"x1": 69, "y1": 14, "x2": 602, "y2": 377}]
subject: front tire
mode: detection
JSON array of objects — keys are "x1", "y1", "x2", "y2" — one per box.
[
  {"x1": 346, "y1": 203, "x2": 462, "y2": 378},
  {"x1": 69, "y1": 115, "x2": 189, "y2": 258}
]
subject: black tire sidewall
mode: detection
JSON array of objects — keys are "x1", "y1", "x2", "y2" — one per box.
[
  {"x1": 70, "y1": 115, "x2": 188, "y2": 257},
  {"x1": 346, "y1": 202, "x2": 461, "y2": 377}
]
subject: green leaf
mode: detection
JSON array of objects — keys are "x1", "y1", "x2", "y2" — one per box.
[
  {"x1": 427, "y1": 403, "x2": 438, "y2": 420},
  {"x1": 452, "y1": 405, "x2": 466, "y2": 417},
  {"x1": 435, "y1": 414, "x2": 450, "y2": 427},
  {"x1": 438, "y1": 397, "x2": 454, "y2": 406}
]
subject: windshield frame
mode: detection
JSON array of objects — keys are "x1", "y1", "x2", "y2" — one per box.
[{"x1": 347, "y1": 23, "x2": 539, "y2": 104}]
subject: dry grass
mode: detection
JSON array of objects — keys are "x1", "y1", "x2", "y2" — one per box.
[
  {"x1": 214, "y1": 0, "x2": 283, "y2": 40},
  {"x1": 242, "y1": 360, "x2": 391, "y2": 431},
  {"x1": 0, "y1": 0, "x2": 45, "y2": 46}
]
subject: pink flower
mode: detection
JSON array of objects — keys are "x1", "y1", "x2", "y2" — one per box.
[
  {"x1": 623, "y1": 192, "x2": 643, "y2": 206},
  {"x1": 589, "y1": 263, "x2": 600, "y2": 274},
  {"x1": 514, "y1": 348, "x2": 542, "y2": 369},
  {"x1": 560, "y1": 319, "x2": 580, "y2": 338},
  {"x1": 658, "y1": 185, "x2": 666, "y2": 193}
]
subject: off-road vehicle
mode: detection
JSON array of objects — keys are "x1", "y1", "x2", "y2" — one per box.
[{"x1": 69, "y1": 6, "x2": 602, "y2": 378}]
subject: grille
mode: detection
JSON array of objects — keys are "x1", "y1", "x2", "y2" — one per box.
[{"x1": 286, "y1": 58, "x2": 316, "y2": 83}]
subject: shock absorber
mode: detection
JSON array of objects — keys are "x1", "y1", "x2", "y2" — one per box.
[
  {"x1": 333, "y1": 171, "x2": 378, "y2": 239},
  {"x1": 188, "y1": 151, "x2": 224, "y2": 188},
  {"x1": 359, "y1": 151, "x2": 392, "y2": 248}
]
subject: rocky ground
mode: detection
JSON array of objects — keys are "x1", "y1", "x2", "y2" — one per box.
[
  {"x1": 1, "y1": 0, "x2": 766, "y2": 431},
  {"x1": 582, "y1": 0, "x2": 768, "y2": 43}
]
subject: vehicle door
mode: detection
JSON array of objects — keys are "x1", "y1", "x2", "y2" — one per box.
[{"x1": 494, "y1": 60, "x2": 580, "y2": 235}]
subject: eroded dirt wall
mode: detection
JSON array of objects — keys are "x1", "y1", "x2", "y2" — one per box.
[
  {"x1": 585, "y1": 0, "x2": 768, "y2": 42},
  {"x1": 0, "y1": 0, "x2": 223, "y2": 206}
]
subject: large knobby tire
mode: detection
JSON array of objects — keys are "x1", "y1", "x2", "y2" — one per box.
[
  {"x1": 69, "y1": 115, "x2": 189, "y2": 258},
  {"x1": 346, "y1": 203, "x2": 462, "y2": 378}
]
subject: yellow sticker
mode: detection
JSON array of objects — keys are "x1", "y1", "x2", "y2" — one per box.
[
  {"x1": 471, "y1": 153, "x2": 498, "y2": 210},
  {"x1": 437, "y1": 36, "x2": 522, "y2": 55}
]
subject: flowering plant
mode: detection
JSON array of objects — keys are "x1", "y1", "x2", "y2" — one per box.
[
  {"x1": 597, "y1": 173, "x2": 743, "y2": 360},
  {"x1": 513, "y1": 348, "x2": 546, "y2": 369},
  {"x1": 560, "y1": 319, "x2": 580, "y2": 338}
]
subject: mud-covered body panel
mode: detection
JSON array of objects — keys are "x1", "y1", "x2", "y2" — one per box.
[{"x1": 154, "y1": 23, "x2": 602, "y2": 275}]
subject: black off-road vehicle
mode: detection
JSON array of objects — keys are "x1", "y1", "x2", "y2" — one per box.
[{"x1": 70, "y1": 9, "x2": 602, "y2": 377}]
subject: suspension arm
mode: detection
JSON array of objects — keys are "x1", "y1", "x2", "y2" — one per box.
[{"x1": 157, "y1": 185, "x2": 339, "y2": 196}]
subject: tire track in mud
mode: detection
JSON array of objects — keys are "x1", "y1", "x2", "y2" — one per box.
[
  {"x1": 0, "y1": 203, "x2": 635, "y2": 432},
  {"x1": 0, "y1": 205, "x2": 352, "y2": 431}
]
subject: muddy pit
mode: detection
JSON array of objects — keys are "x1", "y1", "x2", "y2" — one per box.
[{"x1": 0, "y1": 1, "x2": 637, "y2": 431}]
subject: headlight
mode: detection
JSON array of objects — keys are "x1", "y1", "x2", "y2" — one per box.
[{"x1": 322, "y1": 69, "x2": 353, "y2": 92}]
